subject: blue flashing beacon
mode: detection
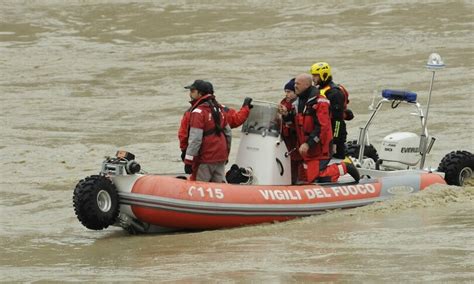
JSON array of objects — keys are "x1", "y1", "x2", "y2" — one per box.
[{"x1": 382, "y1": 89, "x2": 417, "y2": 102}]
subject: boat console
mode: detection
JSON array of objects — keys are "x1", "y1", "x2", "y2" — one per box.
[{"x1": 234, "y1": 101, "x2": 292, "y2": 185}]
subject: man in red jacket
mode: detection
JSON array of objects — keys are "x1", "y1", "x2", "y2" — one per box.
[
  {"x1": 178, "y1": 86, "x2": 252, "y2": 161},
  {"x1": 280, "y1": 74, "x2": 359, "y2": 183},
  {"x1": 181, "y1": 80, "x2": 232, "y2": 182}
]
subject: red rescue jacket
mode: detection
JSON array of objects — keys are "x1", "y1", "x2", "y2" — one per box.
[
  {"x1": 280, "y1": 98, "x2": 301, "y2": 161},
  {"x1": 294, "y1": 87, "x2": 332, "y2": 160},
  {"x1": 184, "y1": 95, "x2": 231, "y2": 164},
  {"x1": 179, "y1": 103, "x2": 249, "y2": 151},
  {"x1": 223, "y1": 105, "x2": 250, "y2": 129}
]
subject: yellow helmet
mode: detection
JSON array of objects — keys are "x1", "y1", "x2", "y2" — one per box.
[{"x1": 310, "y1": 62, "x2": 331, "y2": 82}]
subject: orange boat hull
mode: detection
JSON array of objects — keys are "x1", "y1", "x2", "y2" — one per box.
[{"x1": 116, "y1": 173, "x2": 446, "y2": 230}]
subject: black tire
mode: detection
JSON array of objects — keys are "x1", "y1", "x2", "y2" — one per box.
[
  {"x1": 345, "y1": 140, "x2": 379, "y2": 162},
  {"x1": 73, "y1": 175, "x2": 120, "y2": 230},
  {"x1": 438, "y1": 150, "x2": 474, "y2": 186}
]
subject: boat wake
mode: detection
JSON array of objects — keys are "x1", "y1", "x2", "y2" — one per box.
[{"x1": 297, "y1": 184, "x2": 474, "y2": 225}]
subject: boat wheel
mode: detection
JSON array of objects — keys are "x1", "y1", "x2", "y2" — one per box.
[
  {"x1": 438, "y1": 150, "x2": 474, "y2": 186},
  {"x1": 73, "y1": 175, "x2": 120, "y2": 230}
]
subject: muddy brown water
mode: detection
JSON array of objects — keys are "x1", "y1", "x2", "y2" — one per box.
[{"x1": 1, "y1": 0, "x2": 473, "y2": 282}]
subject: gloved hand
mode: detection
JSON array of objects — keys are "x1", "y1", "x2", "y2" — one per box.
[
  {"x1": 180, "y1": 150, "x2": 186, "y2": 161},
  {"x1": 242, "y1": 97, "x2": 253, "y2": 109},
  {"x1": 184, "y1": 164, "x2": 193, "y2": 174}
]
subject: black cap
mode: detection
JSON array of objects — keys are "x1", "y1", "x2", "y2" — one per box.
[{"x1": 184, "y1": 80, "x2": 214, "y2": 94}]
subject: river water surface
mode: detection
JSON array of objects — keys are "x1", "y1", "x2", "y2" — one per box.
[{"x1": 1, "y1": 0, "x2": 473, "y2": 282}]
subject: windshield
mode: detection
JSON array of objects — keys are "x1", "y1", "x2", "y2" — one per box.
[{"x1": 241, "y1": 101, "x2": 281, "y2": 137}]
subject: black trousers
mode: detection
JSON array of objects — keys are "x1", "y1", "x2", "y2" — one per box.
[
  {"x1": 332, "y1": 120, "x2": 347, "y2": 159},
  {"x1": 333, "y1": 141, "x2": 346, "y2": 159}
]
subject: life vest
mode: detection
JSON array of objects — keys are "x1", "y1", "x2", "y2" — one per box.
[
  {"x1": 338, "y1": 84, "x2": 350, "y2": 110},
  {"x1": 294, "y1": 89, "x2": 332, "y2": 160},
  {"x1": 321, "y1": 83, "x2": 350, "y2": 110},
  {"x1": 337, "y1": 84, "x2": 354, "y2": 121},
  {"x1": 322, "y1": 83, "x2": 353, "y2": 121}
]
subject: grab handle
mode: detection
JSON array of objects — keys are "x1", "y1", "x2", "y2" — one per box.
[{"x1": 276, "y1": 158, "x2": 284, "y2": 176}]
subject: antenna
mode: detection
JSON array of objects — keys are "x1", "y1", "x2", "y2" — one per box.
[{"x1": 419, "y1": 53, "x2": 445, "y2": 169}]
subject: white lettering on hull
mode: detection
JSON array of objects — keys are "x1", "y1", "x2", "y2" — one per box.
[
  {"x1": 258, "y1": 184, "x2": 378, "y2": 201},
  {"x1": 259, "y1": 190, "x2": 302, "y2": 201},
  {"x1": 188, "y1": 186, "x2": 225, "y2": 199},
  {"x1": 330, "y1": 184, "x2": 376, "y2": 198},
  {"x1": 304, "y1": 188, "x2": 332, "y2": 199}
]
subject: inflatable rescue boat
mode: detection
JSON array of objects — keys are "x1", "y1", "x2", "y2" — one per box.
[
  {"x1": 74, "y1": 171, "x2": 445, "y2": 233},
  {"x1": 73, "y1": 97, "x2": 471, "y2": 234}
]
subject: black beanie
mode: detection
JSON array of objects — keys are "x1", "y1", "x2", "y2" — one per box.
[{"x1": 284, "y1": 78, "x2": 295, "y2": 92}]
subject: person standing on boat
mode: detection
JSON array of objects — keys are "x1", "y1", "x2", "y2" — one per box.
[
  {"x1": 178, "y1": 90, "x2": 252, "y2": 162},
  {"x1": 181, "y1": 80, "x2": 232, "y2": 182},
  {"x1": 310, "y1": 62, "x2": 353, "y2": 159},
  {"x1": 279, "y1": 74, "x2": 359, "y2": 183},
  {"x1": 279, "y1": 78, "x2": 303, "y2": 184}
]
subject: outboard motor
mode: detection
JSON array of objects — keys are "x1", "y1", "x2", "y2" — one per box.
[
  {"x1": 378, "y1": 132, "x2": 421, "y2": 170},
  {"x1": 101, "y1": 150, "x2": 141, "y2": 175},
  {"x1": 233, "y1": 102, "x2": 292, "y2": 185}
]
